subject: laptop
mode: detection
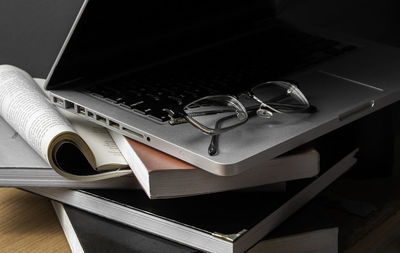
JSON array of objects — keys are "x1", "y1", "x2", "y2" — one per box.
[{"x1": 45, "y1": 0, "x2": 400, "y2": 176}]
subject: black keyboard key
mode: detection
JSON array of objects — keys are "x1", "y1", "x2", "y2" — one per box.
[
  {"x1": 147, "y1": 108, "x2": 170, "y2": 122},
  {"x1": 120, "y1": 103, "x2": 131, "y2": 110},
  {"x1": 131, "y1": 103, "x2": 149, "y2": 115},
  {"x1": 144, "y1": 93, "x2": 161, "y2": 101},
  {"x1": 149, "y1": 115, "x2": 169, "y2": 122},
  {"x1": 105, "y1": 97, "x2": 118, "y2": 104},
  {"x1": 89, "y1": 92, "x2": 104, "y2": 98},
  {"x1": 167, "y1": 96, "x2": 183, "y2": 106}
]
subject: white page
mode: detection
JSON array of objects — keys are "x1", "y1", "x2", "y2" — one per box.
[
  {"x1": 0, "y1": 65, "x2": 75, "y2": 163},
  {"x1": 0, "y1": 115, "x2": 49, "y2": 168},
  {"x1": 62, "y1": 110, "x2": 128, "y2": 170}
]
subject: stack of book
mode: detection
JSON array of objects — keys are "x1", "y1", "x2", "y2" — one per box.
[{"x1": 0, "y1": 65, "x2": 358, "y2": 252}]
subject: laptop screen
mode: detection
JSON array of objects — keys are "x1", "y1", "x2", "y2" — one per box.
[{"x1": 46, "y1": 0, "x2": 277, "y2": 89}]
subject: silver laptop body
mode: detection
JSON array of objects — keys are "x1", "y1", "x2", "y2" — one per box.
[{"x1": 45, "y1": 0, "x2": 400, "y2": 176}]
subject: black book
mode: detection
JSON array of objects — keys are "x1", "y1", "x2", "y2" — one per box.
[
  {"x1": 53, "y1": 199, "x2": 338, "y2": 253},
  {"x1": 248, "y1": 201, "x2": 338, "y2": 253},
  {"x1": 52, "y1": 201, "x2": 198, "y2": 253},
  {"x1": 27, "y1": 149, "x2": 357, "y2": 253}
]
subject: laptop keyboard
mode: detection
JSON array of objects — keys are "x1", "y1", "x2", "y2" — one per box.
[{"x1": 83, "y1": 28, "x2": 356, "y2": 123}]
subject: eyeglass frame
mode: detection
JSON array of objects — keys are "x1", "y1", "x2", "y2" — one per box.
[{"x1": 166, "y1": 80, "x2": 312, "y2": 135}]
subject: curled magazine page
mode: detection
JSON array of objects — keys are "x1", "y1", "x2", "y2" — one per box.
[
  {"x1": 0, "y1": 65, "x2": 75, "y2": 163},
  {"x1": 60, "y1": 110, "x2": 129, "y2": 171},
  {"x1": 0, "y1": 65, "x2": 131, "y2": 181}
]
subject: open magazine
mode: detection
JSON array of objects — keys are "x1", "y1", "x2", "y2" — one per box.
[{"x1": 0, "y1": 64, "x2": 131, "y2": 181}]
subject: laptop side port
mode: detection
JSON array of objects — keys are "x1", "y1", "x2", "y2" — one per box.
[
  {"x1": 87, "y1": 111, "x2": 94, "y2": 118},
  {"x1": 96, "y1": 115, "x2": 107, "y2": 124},
  {"x1": 109, "y1": 120, "x2": 120, "y2": 129},
  {"x1": 52, "y1": 96, "x2": 74, "y2": 109},
  {"x1": 76, "y1": 105, "x2": 85, "y2": 115},
  {"x1": 122, "y1": 127, "x2": 144, "y2": 139},
  {"x1": 64, "y1": 100, "x2": 74, "y2": 109},
  {"x1": 53, "y1": 96, "x2": 64, "y2": 105}
]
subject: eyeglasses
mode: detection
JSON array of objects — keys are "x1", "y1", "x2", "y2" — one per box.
[{"x1": 166, "y1": 81, "x2": 313, "y2": 156}]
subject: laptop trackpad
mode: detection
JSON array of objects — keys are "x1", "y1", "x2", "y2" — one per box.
[{"x1": 302, "y1": 70, "x2": 382, "y2": 120}]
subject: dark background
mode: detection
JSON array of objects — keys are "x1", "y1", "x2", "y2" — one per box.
[
  {"x1": 1, "y1": 0, "x2": 400, "y2": 78},
  {"x1": 0, "y1": 0, "x2": 82, "y2": 77}
]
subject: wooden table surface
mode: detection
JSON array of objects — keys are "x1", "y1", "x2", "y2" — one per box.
[{"x1": 0, "y1": 188, "x2": 70, "y2": 252}]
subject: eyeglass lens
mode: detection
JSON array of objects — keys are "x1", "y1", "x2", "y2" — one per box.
[
  {"x1": 183, "y1": 95, "x2": 248, "y2": 134},
  {"x1": 251, "y1": 81, "x2": 310, "y2": 112}
]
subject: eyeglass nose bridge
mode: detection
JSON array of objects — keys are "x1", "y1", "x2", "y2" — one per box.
[
  {"x1": 250, "y1": 93, "x2": 283, "y2": 115},
  {"x1": 236, "y1": 110, "x2": 247, "y2": 120},
  {"x1": 256, "y1": 106, "x2": 273, "y2": 118}
]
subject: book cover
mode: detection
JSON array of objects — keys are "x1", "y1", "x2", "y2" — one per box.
[
  {"x1": 248, "y1": 201, "x2": 338, "y2": 253},
  {"x1": 52, "y1": 201, "x2": 198, "y2": 253},
  {"x1": 110, "y1": 131, "x2": 320, "y2": 199},
  {"x1": 53, "y1": 200, "x2": 338, "y2": 253},
  {"x1": 27, "y1": 149, "x2": 357, "y2": 253}
]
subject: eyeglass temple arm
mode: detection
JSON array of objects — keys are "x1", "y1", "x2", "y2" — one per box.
[
  {"x1": 208, "y1": 114, "x2": 239, "y2": 156},
  {"x1": 208, "y1": 135, "x2": 219, "y2": 156},
  {"x1": 186, "y1": 108, "x2": 237, "y2": 117},
  {"x1": 244, "y1": 103, "x2": 317, "y2": 113}
]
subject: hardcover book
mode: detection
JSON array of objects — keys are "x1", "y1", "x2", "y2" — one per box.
[
  {"x1": 52, "y1": 198, "x2": 339, "y2": 253},
  {"x1": 28, "y1": 149, "x2": 357, "y2": 253},
  {"x1": 110, "y1": 131, "x2": 320, "y2": 199}
]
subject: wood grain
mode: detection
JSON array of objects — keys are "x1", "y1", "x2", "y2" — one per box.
[{"x1": 0, "y1": 188, "x2": 70, "y2": 252}]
